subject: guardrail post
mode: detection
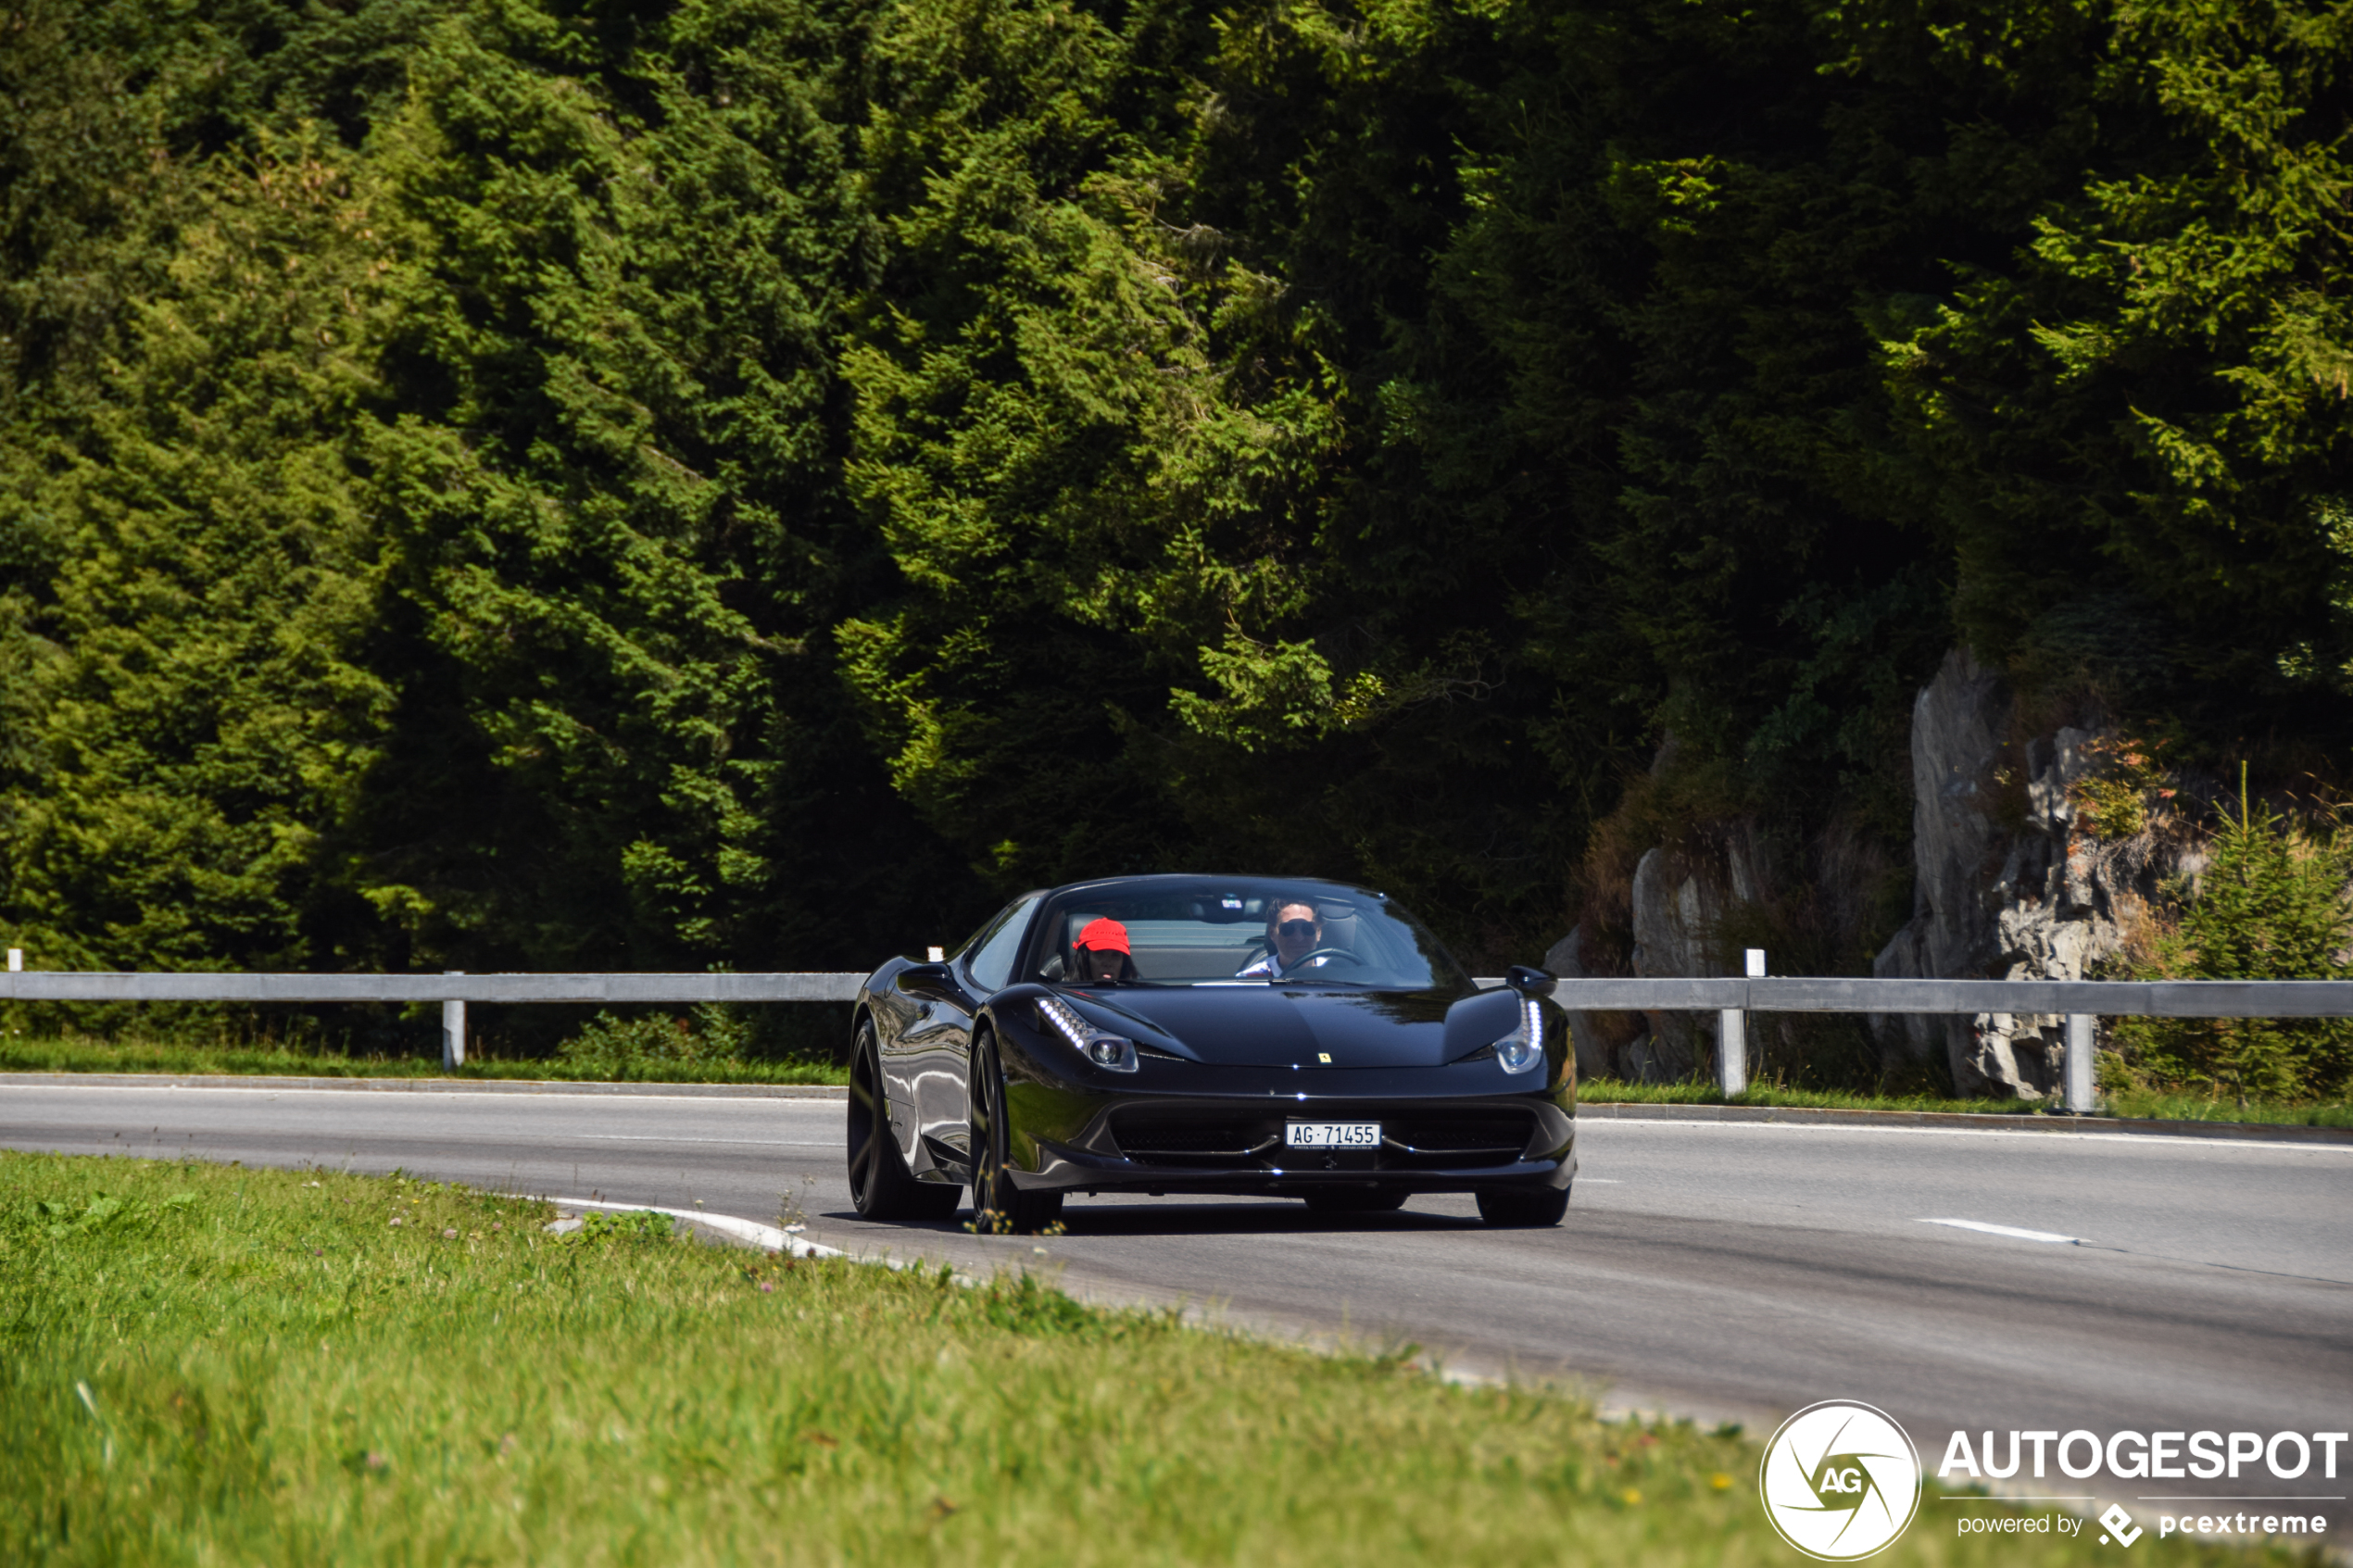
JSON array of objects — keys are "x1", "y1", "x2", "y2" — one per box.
[
  {"x1": 6, "y1": 948, "x2": 19, "y2": 972},
  {"x1": 2065, "y1": 1012, "x2": 2095, "y2": 1114},
  {"x1": 1718, "y1": 949, "x2": 1764, "y2": 1097},
  {"x1": 442, "y1": 972, "x2": 466, "y2": 1071}
]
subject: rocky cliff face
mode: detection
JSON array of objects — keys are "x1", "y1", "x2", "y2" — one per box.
[
  {"x1": 1541, "y1": 924, "x2": 1620, "y2": 1083},
  {"x1": 1543, "y1": 647, "x2": 2185, "y2": 1097},
  {"x1": 1546, "y1": 826, "x2": 1765, "y2": 1084},
  {"x1": 1870, "y1": 648, "x2": 2185, "y2": 1097}
]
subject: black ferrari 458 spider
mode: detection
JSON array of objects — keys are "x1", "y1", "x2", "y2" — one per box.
[{"x1": 846, "y1": 873, "x2": 1573, "y2": 1232}]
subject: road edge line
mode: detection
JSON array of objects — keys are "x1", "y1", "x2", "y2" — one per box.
[{"x1": 1575, "y1": 1099, "x2": 2353, "y2": 1146}]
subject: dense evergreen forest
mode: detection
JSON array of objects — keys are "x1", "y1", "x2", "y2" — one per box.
[{"x1": 2, "y1": 0, "x2": 2347, "y2": 992}]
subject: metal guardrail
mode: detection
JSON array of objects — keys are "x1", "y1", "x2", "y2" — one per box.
[
  {"x1": 1545, "y1": 976, "x2": 2353, "y2": 1017},
  {"x1": 0, "y1": 970, "x2": 867, "y2": 1075},
  {"x1": 11, "y1": 971, "x2": 2348, "y2": 1013},
  {"x1": 0, "y1": 972, "x2": 866, "y2": 1004},
  {"x1": 1542, "y1": 973, "x2": 2353, "y2": 1117},
  {"x1": 6, "y1": 967, "x2": 2347, "y2": 1114},
  {"x1": 1554, "y1": 973, "x2": 2353, "y2": 1115}
]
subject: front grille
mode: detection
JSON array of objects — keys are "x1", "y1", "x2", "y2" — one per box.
[
  {"x1": 1384, "y1": 1114, "x2": 1531, "y2": 1154},
  {"x1": 1110, "y1": 1108, "x2": 1537, "y2": 1165},
  {"x1": 1114, "y1": 1122, "x2": 1270, "y2": 1157}
]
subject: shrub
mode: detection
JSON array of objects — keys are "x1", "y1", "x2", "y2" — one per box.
[
  {"x1": 552, "y1": 1008, "x2": 744, "y2": 1081},
  {"x1": 2112, "y1": 772, "x2": 2353, "y2": 1101}
]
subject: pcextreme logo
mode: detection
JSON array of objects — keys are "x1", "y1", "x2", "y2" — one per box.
[{"x1": 1760, "y1": 1400, "x2": 1924, "y2": 1561}]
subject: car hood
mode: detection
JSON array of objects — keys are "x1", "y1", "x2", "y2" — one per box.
[{"x1": 1058, "y1": 984, "x2": 1519, "y2": 1069}]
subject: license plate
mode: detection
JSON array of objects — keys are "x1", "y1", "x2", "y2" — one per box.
[{"x1": 1286, "y1": 1121, "x2": 1381, "y2": 1149}]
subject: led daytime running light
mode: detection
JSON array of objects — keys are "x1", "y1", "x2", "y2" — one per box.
[
  {"x1": 1036, "y1": 996, "x2": 1139, "y2": 1073},
  {"x1": 1036, "y1": 995, "x2": 1092, "y2": 1051},
  {"x1": 1495, "y1": 998, "x2": 1545, "y2": 1074}
]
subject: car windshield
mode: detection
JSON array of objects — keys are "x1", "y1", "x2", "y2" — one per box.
[{"x1": 1026, "y1": 879, "x2": 1467, "y2": 992}]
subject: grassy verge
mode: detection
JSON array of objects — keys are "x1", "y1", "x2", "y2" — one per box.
[
  {"x1": 0, "y1": 1153, "x2": 2295, "y2": 1567},
  {"x1": 0, "y1": 1035, "x2": 847, "y2": 1086},
  {"x1": 2097, "y1": 1086, "x2": 2353, "y2": 1128},
  {"x1": 1576, "y1": 1078, "x2": 2353, "y2": 1128},
  {"x1": 6, "y1": 1037, "x2": 2345, "y2": 1128}
]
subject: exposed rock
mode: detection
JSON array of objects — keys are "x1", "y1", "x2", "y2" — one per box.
[
  {"x1": 1607, "y1": 1034, "x2": 1657, "y2": 1083},
  {"x1": 1542, "y1": 924, "x2": 1619, "y2": 1085},
  {"x1": 1540, "y1": 927, "x2": 1580, "y2": 977},
  {"x1": 1873, "y1": 649, "x2": 2182, "y2": 1098},
  {"x1": 1620, "y1": 831, "x2": 1767, "y2": 1082},
  {"x1": 1871, "y1": 647, "x2": 2012, "y2": 1089},
  {"x1": 1871, "y1": 648, "x2": 2009, "y2": 993}
]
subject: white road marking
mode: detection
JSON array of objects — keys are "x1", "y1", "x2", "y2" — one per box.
[
  {"x1": 1919, "y1": 1218, "x2": 2081, "y2": 1244},
  {"x1": 1581, "y1": 1116, "x2": 2352, "y2": 1151},
  {"x1": 0, "y1": 1085, "x2": 846, "y2": 1106}
]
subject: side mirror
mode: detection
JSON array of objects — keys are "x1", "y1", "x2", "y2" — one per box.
[
  {"x1": 895, "y1": 961, "x2": 953, "y2": 995},
  {"x1": 1038, "y1": 954, "x2": 1066, "y2": 982},
  {"x1": 1503, "y1": 964, "x2": 1557, "y2": 999}
]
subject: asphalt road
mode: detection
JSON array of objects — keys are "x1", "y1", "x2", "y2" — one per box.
[{"x1": 6, "y1": 1083, "x2": 2349, "y2": 1532}]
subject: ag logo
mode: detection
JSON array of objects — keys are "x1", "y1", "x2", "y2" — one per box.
[{"x1": 1758, "y1": 1400, "x2": 1922, "y2": 1561}]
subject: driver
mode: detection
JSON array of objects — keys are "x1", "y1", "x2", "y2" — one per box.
[
  {"x1": 1073, "y1": 917, "x2": 1138, "y2": 984},
  {"x1": 1234, "y1": 901, "x2": 1342, "y2": 979}
]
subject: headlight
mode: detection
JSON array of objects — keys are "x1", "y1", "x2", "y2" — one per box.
[
  {"x1": 1035, "y1": 996, "x2": 1139, "y2": 1073},
  {"x1": 1494, "y1": 997, "x2": 1545, "y2": 1074}
]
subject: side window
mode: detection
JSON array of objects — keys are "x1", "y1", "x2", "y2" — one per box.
[{"x1": 963, "y1": 895, "x2": 1043, "y2": 993}]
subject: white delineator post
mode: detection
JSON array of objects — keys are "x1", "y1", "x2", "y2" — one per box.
[
  {"x1": 443, "y1": 971, "x2": 466, "y2": 1071},
  {"x1": 6, "y1": 948, "x2": 19, "y2": 972},
  {"x1": 2066, "y1": 1012, "x2": 2095, "y2": 1114},
  {"x1": 1719, "y1": 948, "x2": 1764, "y2": 1097}
]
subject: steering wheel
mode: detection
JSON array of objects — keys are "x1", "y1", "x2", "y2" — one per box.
[{"x1": 1284, "y1": 947, "x2": 1360, "y2": 971}]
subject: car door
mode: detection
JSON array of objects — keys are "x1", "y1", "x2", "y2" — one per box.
[
  {"x1": 912, "y1": 894, "x2": 1042, "y2": 1169},
  {"x1": 872, "y1": 960, "x2": 941, "y2": 1161}
]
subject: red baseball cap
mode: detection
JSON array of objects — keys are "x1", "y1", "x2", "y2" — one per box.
[{"x1": 1075, "y1": 918, "x2": 1130, "y2": 954}]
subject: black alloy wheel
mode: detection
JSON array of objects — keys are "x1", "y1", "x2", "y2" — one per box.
[
  {"x1": 969, "y1": 1032, "x2": 1064, "y2": 1235},
  {"x1": 1476, "y1": 1186, "x2": 1570, "y2": 1227},
  {"x1": 1303, "y1": 1187, "x2": 1408, "y2": 1214},
  {"x1": 848, "y1": 1021, "x2": 961, "y2": 1222}
]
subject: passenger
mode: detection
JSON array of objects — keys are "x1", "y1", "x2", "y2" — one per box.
[
  {"x1": 1073, "y1": 917, "x2": 1138, "y2": 984},
  {"x1": 1235, "y1": 901, "x2": 1340, "y2": 978}
]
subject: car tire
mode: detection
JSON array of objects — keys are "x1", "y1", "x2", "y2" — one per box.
[
  {"x1": 1303, "y1": 1187, "x2": 1408, "y2": 1214},
  {"x1": 1476, "y1": 1186, "x2": 1570, "y2": 1227},
  {"x1": 969, "y1": 1032, "x2": 1065, "y2": 1235},
  {"x1": 848, "y1": 1020, "x2": 961, "y2": 1222}
]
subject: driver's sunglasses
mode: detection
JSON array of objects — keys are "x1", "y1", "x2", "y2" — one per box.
[{"x1": 1277, "y1": 919, "x2": 1318, "y2": 938}]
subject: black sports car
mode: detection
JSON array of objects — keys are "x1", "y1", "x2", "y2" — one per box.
[{"x1": 846, "y1": 873, "x2": 1574, "y2": 1232}]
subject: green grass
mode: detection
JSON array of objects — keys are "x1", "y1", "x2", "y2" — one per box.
[
  {"x1": 0, "y1": 1153, "x2": 2304, "y2": 1566},
  {"x1": 1578, "y1": 1080, "x2": 2051, "y2": 1115},
  {"x1": 0, "y1": 1034, "x2": 848, "y2": 1086},
  {"x1": 2098, "y1": 1085, "x2": 2353, "y2": 1128},
  {"x1": 1577, "y1": 1077, "x2": 2353, "y2": 1127}
]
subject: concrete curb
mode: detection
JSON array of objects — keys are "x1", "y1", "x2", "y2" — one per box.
[
  {"x1": 0, "y1": 1072, "x2": 849, "y2": 1098},
  {"x1": 1574, "y1": 1098, "x2": 2353, "y2": 1146},
  {"x1": 544, "y1": 1197, "x2": 850, "y2": 1261}
]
